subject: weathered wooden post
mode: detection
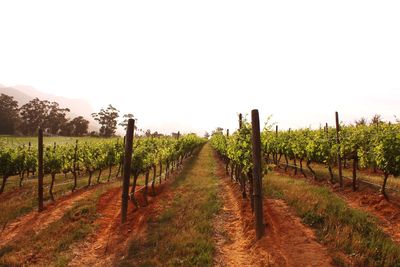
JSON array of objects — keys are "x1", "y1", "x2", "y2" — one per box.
[
  {"x1": 251, "y1": 109, "x2": 265, "y2": 240},
  {"x1": 121, "y1": 119, "x2": 134, "y2": 223},
  {"x1": 38, "y1": 128, "x2": 44, "y2": 212},
  {"x1": 72, "y1": 140, "x2": 78, "y2": 192},
  {"x1": 275, "y1": 125, "x2": 278, "y2": 164},
  {"x1": 225, "y1": 129, "x2": 230, "y2": 175},
  {"x1": 335, "y1": 112, "x2": 343, "y2": 187},
  {"x1": 238, "y1": 113, "x2": 246, "y2": 198}
]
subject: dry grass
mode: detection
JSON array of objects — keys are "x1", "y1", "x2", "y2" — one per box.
[
  {"x1": 265, "y1": 172, "x2": 400, "y2": 266},
  {"x1": 0, "y1": 167, "x2": 122, "y2": 228},
  {"x1": 0, "y1": 164, "x2": 160, "y2": 230},
  {"x1": 0, "y1": 182, "x2": 119, "y2": 266}
]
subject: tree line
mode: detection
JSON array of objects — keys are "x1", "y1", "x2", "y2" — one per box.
[
  {"x1": 0, "y1": 94, "x2": 89, "y2": 136},
  {"x1": 0, "y1": 93, "x2": 168, "y2": 138}
]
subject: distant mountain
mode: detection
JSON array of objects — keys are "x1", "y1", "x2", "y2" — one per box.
[
  {"x1": 0, "y1": 84, "x2": 98, "y2": 131},
  {"x1": 0, "y1": 85, "x2": 32, "y2": 106}
]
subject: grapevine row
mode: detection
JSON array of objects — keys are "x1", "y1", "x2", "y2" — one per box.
[
  {"x1": 211, "y1": 114, "x2": 400, "y2": 198},
  {"x1": 0, "y1": 134, "x2": 204, "y2": 202}
]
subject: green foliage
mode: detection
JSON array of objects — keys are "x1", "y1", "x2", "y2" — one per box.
[
  {"x1": 211, "y1": 116, "x2": 261, "y2": 175},
  {"x1": 0, "y1": 93, "x2": 20, "y2": 135},
  {"x1": 91, "y1": 104, "x2": 120, "y2": 137},
  {"x1": 262, "y1": 123, "x2": 400, "y2": 180},
  {"x1": 0, "y1": 135, "x2": 204, "y2": 190},
  {"x1": 212, "y1": 115, "x2": 400, "y2": 189},
  {"x1": 373, "y1": 123, "x2": 400, "y2": 176}
]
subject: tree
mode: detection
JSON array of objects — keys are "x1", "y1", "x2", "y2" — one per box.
[
  {"x1": 19, "y1": 98, "x2": 71, "y2": 135},
  {"x1": 355, "y1": 117, "x2": 367, "y2": 126},
  {"x1": 0, "y1": 94, "x2": 20, "y2": 134},
  {"x1": 70, "y1": 116, "x2": 89, "y2": 136},
  {"x1": 151, "y1": 131, "x2": 164, "y2": 137},
  {"x1": 371, "y1": 114, "x2": 383, "y2": 125},
  {"x1": 92, "y1": 105, "x2": 119, "y2": 137},
  {"x1": 171, "y1": 132, "x2": 180, "y2": 138},
  {"x1": 19, "y1": 98, "x2": 50, "y2": 135},
  {"x1": 61, "y1": 116, "x2": 89, "y2": 136},
  {"x1": 60, "y1": 121, "x2": 74, "y2": 136},
  {"x1": 119, "y1": 113, "x2": 137, "y2": 131},
  {"x1": 211, "y1": 127, "x2": 224, "y2": 135},
  {"x1": 45, "y1": 102, "x2": 70, "y2": 135},
  {"x1": 145, "y1": 129, "x2": 152, "y2": 137},
  {"x1": 204, "y1": 132, "x2": 210, "y2": 138}
]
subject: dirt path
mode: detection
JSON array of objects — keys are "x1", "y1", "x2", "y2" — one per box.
[
  {"x1": 0, "y1": 185, "x2": 103, "y2": 246},
  {"x1": 68, "y1": 187, "x2": 123, "y2": 266},
  {"x1": 213, "y1": 156, "x2": 333, "y2": 267},
  {"x1": 261, "y1": 199, "x2": 332, "y2": 266},
  {"x1": 214, "y1": 176, "x2": 268, "y2": 267}
]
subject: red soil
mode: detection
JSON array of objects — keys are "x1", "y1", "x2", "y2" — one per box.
[
  {"x1": 337, "y1": 183, "x2": 400, "y2": 243},
  {"x1": 213, "y1": 156, "x2": 333, "y2": 267},
  {"x1": 0, "y1": 184, "x2": 104, "y2": 246},
  {"x1": 275, "y1": 167, "x2": 400, "y2": 244},
  {"x1": 68, "y1": 176, "x2": 178, "y2": 266}
]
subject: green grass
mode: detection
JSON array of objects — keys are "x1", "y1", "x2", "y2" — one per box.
[
  {"x1": 119, "y1": 144, "x2": 221, "y2": 267},
  {"x1": 0, "y1": 182, "x2": 118, "y2": 266},
  {"x1": 265, "y1": 172, "x2": 400, "y2": 266},
  {"x1": 0, "y1": 135, "x2": 120, "y2": 147}
]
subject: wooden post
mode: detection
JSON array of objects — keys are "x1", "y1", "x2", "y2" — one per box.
[
  {"x1": 238, "y1": 113, "x2": 246, "y2": 197},
  {"x1": 275, "y1": 125, "x2": 278, "y2": 164},
  {"x1": 251, "y1": 109, "x2": 265, "y2": 240},
  {"x1": 38, "y1": 128, "x2": 44, "y2": 212},
  {"x1": 72, "y1": 140, "x2": 78, "y2": 192},
  {"x1": 225, "y1": 129, "x2": 230, "y2": 174},
  {"x1": 121, "y1": 119, "x2": 134, "y2": 223},
  {"x1": 352, "y1": 154, "x2": 357, "y2": 191},
  {"x1": 335, "y1": 112, "x2": 343, "y2": 187}
]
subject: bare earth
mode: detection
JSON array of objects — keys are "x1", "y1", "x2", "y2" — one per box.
[
  {"x1": 0, "y1": 186, "x2": 101, "y2": 246},
  {"x1": 68, "y1": 177, "x2": 178, "y2": 266},
  {"x1": 213, "y1": 155, "x2": 333, "y2": 267}
]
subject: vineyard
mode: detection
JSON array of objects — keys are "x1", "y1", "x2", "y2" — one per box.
[
  {"x1": 210, "y1": 111, "x2": 400, "y2": 266},
  {"x1": 0, "y1": 133, "x2": 203, "y2": 196},
  {"x1": 211, "y1": 113, "x2": 400, "y2": 197},
  {"x1": 1, "y1": 113, "x2": 400, "y2": 266}
]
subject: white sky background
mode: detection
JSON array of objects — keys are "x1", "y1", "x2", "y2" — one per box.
[{"x1": 1, "y1": 0, "x2": 399, "y2": 135}]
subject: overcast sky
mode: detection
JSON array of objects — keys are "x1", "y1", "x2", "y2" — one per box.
[{"x1": 1, "y1": 0, "x2": 399, "y2": 135}]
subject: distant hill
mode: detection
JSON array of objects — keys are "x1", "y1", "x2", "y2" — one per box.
[
  {"x1": 0, "y1": 84, "x2": 98, "y2": 131},
  {"x1": 0, "y1": 85, "x2": 32, "y2": 105}
]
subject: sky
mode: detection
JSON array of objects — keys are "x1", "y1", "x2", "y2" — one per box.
[{"x1": 1, "y1": 0, "x2": 399, "y2": 135}]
